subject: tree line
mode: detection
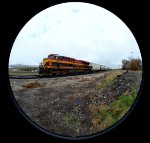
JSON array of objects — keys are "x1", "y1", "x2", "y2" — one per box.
[{"x1": 122, "y1": 57, "x2": 142, "y2": 70}]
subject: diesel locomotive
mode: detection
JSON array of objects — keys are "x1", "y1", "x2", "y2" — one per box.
[{"x1": 39, "y1": 54, "x2": 92, "y2": 76}]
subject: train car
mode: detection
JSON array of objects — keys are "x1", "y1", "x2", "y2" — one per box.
[
  {"x1": 89, "y1": 63, "x2": 111, "y2": 72},
  {"x1": 89, "y1": 63, "x2": 101, "y2": 72},
  {"x1": 39, "y1": 54, "x2": 92, "y2": 76}
]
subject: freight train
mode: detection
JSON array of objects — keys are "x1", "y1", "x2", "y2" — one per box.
[{"x1": 39, "y1": 54, "x2": 110, "y2": 76}]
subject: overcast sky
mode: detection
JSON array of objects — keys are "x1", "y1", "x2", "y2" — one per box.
[{"x1": 9, "y1": 2, "x2": 142, "y2": 68}]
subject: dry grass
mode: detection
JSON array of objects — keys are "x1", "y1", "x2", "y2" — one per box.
[
  {"x1": 79, "y1": 77, "x2": 91, "y2": 82},
  {"x1": 22, "y1": 81, "x2": 43, "y2": 88},
  {"x1": 96, "y1": 70, "x2": 124, "y2": 89},
  {"x1": 104, "y1": 70, "x2": 124, "y2": 81}
]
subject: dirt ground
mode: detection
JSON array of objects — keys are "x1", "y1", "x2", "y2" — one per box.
[{"x1": 9, "y1": 70, "x2": 142, "y2": 137}]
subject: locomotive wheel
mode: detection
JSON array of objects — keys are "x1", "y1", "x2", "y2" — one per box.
[
  {"x1": 56, "y1": 70, "x2": 61, "y2": 75},
  {"x1": 48, "y1": 69, "x2": 52, "y2": 76},
  {"x1": 63, "y1": 70, "x2": 67, "y2": 75},
  {"x1": 62, "y1": 70, "x2": 67, "y2": 75}
]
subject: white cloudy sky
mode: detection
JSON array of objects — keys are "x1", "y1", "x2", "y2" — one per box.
[{"x1": 9, "y1": 2, "x2": 141, "y2": 68}]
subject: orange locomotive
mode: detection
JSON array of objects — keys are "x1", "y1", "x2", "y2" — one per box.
[{"x1": 39, "y1": 54, "x2": 92, "y2": 76}]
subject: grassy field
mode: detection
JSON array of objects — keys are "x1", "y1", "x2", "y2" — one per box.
[
  {"x1": 9, "y1": 72, "x2": 39, "y2": 76},
  {"x1": 9, "y1": 69, "x2": 39, "y2": 76}
]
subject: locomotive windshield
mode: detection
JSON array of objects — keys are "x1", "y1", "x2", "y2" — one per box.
[
  {"x1": 48, "y1": 54, "x2": 55, "y2": 59},
  {"x1": 48, "y1": 54, "x2": 60, "y2": 59}
]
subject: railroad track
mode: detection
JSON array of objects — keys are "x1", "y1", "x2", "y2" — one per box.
[
  {"x1": 9, "y1": 70, "x2": 109, "y2": 79},
  {"x1": 9, "y1": 75, "x2": 40, "y2": 79}
]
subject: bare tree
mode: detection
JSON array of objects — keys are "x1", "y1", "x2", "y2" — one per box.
[{"x1": 122, "y1": 58, "x2": 142, "y2": 70}]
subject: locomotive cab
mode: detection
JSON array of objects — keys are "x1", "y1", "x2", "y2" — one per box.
[{"x1": 48, "y1": 54, "x2": 59, "y2": 59}]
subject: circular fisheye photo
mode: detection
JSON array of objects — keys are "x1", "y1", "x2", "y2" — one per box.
[{"x1": 9, "y1": 2, "x2": 142, "y2": 138}]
